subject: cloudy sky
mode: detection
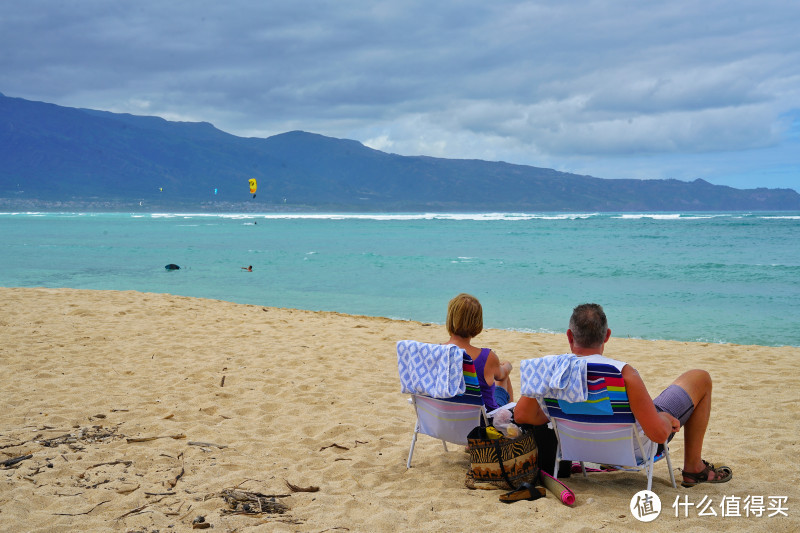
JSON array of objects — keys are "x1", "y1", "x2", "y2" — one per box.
[{"x1": 3, "y1": 1, "x2": 799, "y2": 190}]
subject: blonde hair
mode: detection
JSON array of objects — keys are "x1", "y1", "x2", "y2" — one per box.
[{"x1": 446, "y1": 293, "x2": 483, "y2": 338}]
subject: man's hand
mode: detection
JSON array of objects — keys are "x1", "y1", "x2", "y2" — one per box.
[{"x1": 659, "y1": 411, "x2": 680, "y2": 433}]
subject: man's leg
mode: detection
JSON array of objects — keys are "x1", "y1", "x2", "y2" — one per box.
[{"x1": 669, "y1": 369, "x2": 722, "y2": 481}]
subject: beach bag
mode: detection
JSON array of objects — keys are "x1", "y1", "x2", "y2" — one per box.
[{"x1": 465, "y1": 424, "x2": 538, "y2": 490}]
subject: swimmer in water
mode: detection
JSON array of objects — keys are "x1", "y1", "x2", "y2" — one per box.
[{"x1": 241, "y1": 265, "x2": 253, "y2": 272}]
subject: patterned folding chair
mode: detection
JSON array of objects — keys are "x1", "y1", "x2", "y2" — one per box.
[
  {"x1": 397, "y1": 341, "x2": 486, "y2": 468},
  {"x1": 537, "y1": 362, "x2": 677, "y2": 491}
]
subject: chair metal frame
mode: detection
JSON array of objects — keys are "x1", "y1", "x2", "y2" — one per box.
[
  {"x1": 549, "y1": 412, "x2": 676, "y2": 491},
  {"x1": 539, "y1": 361, "x2": 677, "y2": 492},
  {"x1": 406, "y1": 394, "x2": 487, "y2": 468}
]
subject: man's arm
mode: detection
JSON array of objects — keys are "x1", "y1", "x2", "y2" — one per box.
[
  {"x1": 513, "y1": 396, "x2": 549, "y2": 425},
  {"x1": 622, "y1": 365, "x2": 677, "y2": 444}
]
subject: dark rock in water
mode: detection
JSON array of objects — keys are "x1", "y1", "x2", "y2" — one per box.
[{"x1": 164, "y1": 263, "x2": 181, "y2": 270}]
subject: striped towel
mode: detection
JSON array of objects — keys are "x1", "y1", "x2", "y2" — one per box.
[{"x1": 544, "y1": 363, "x2": 634, "y2": 422}]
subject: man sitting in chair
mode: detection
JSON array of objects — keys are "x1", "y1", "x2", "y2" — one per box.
[{"x1": 514, "y1": 303, "x2": 732, "y2": 487}]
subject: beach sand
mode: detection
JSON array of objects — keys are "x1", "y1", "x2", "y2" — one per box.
[{"x1": 1, "y1": 287, "x2": 798, "y2": 532}]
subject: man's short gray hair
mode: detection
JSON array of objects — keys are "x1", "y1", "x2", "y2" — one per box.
[{"x1": 569, "y1": 303, "x2": 608, "y2": 348}]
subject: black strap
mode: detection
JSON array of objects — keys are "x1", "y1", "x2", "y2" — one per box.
[
  {"x1": 477, "y1": 411, "x2": 490, "y2": 439},
  {"x1": 491, "y1": 438, "x2": 516, "y2": 490}
]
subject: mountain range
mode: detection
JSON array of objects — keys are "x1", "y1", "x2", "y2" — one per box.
[{"x1": 1, "y1": 92, "x2": 798, "y2": 211}]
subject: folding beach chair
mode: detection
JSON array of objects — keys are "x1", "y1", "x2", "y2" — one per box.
[
  {"x1": 397, "y1": 341, "x2": 487, "y2": 468},
  {"x1": 537, "y1": 362, "x2": 676, "y2": 491}
]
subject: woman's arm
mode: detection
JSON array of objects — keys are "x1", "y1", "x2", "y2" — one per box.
[{"x1": 486, "y1": 350, "x2": 511, "y2": 382}]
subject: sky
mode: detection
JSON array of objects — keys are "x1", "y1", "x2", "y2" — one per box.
[{"x1": 2, "y1": 1, "x2": 799, "y2": 191}]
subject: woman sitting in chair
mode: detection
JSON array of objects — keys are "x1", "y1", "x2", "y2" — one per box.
[{"x1": 445, "y1": 293, "x2": 514, "y2": 411}]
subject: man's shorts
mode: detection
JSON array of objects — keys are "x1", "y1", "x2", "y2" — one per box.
[{"x1": 653, "y1": 384, "x2": 695, "y2": 441}]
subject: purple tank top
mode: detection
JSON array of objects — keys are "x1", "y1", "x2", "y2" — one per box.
[{"x1": 472, "y1": 348, "x2": 499, "y2": 410}]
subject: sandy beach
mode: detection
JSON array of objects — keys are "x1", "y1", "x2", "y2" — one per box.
[{"x1": 1, "y1": 287, "x2": 798, "y2": 532}]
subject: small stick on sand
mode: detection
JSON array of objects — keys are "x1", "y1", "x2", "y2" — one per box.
[
  {"x1": 319, "y1": 443, "x2": 348, "y2": 451},
  {"x1": 167, "y1": 453, "x2": 185, "y2": 489},
  {"x1": 178, "y1": 505, "x2": 195, "y2": 521},
  {"x1": 54, "y1": 500, "x2": 110, "y2": 516},
  {"x1": 115, "y1": 504, "x2": 149, "y2": 520},
  {"x1": 285, "y1": 480, "x2": 320, "y2": 492},
  {"x1": 188, "y1": 441, "x2": 227, "y2": 449},
  {"x1": 126, "y1": 434, "x2": 186, "y2": 443},
  {"x1": 86, "y1": 459, "x2": 132, "y2": 470},
  {"x1": 0, "y1": 441, "x2": 28, "y2": 450}
]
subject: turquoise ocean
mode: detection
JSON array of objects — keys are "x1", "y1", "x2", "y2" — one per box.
[{"x1": 2, "y1": 211, "x2": 798, "y2": 347}]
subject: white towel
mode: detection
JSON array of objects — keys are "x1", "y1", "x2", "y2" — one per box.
[
  {"x1": 520, "y1": 354, "x2": 587, "y2": 402},
  {"x1": 397, "y1": 340, "x2": 466, "y2": 398}
]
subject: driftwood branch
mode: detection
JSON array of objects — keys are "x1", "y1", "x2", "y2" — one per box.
[{"x1": 1, "y1": 454, "x2": 33, "y2": 468}]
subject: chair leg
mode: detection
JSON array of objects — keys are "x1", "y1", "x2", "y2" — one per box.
[
  {"x1": 441, "y1": 440, "x2": 449, "y2": 452},
  {"x1": 663, "y1": 445, "x2": 676, "y2": 488},
  {"x1": 407, "y1": 420, "x2": 420, "y2": 469},
  {"x1": 645, "y1": 450, "x2": 656, "y2": 492},
  {"x1": 581, "y1": 462, "x2": 587, "y2": 477},
  {"x1": 553, "y1": 453, "x2": 560, "y2": 480}
]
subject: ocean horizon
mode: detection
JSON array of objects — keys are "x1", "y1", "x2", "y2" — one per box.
[{"x1": 2, "y1": 210, "x2": 798, "y2": 347}]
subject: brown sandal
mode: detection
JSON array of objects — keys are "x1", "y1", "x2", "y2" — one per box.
[
  {"x1": 499, "y1": 482, "x2": 546, "y2": 503},
  {"x1": 681, "y1": 460, "x2": 732, "y2": 487}
]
